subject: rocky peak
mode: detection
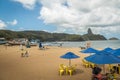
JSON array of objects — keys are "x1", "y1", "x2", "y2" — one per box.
[{"x1": 87, "y1": 28, "x2": 93, "y2": 34}]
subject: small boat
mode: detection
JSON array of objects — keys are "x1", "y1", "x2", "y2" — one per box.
[
  {"x1": 8, "y1": 41, "x2": 37, "y2": 46},
  {"x1": 0, "y1": 38, "x2": 7, "y2": 44}
]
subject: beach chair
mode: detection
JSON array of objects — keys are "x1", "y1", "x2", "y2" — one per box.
[
  {"x1": 71, "y1": 64, "x2": 77, "y2": 72},
  {"x1": 59, "y1": 64, "x2": 66, "y2": 69},
  {"x1": 65, "y1": 66, "x2": 73, "y2": 76},
  {"x1": 65, "y1": 66, "x2": 69, "y2": 75},
  {"x1": 68, "y1": 69, "x2": 73, "y2": 76},
  {"x1": 59, "y1": 69, "x2": 64, "y2": 76},
  {"x1": 82, "y1": 59, "x2": 89, "y2": 68},
  {"x1": 59, "y1": 64, "x2": 66, "y2": 76},
  {"x1": 108, "y1": 64, "x2": 114, "y2": 71},
  {"x1": 107, "y1": 73, "x2": 117, "y2": 80},
  {"x1": 118, "y1": 66, "x2": 120, "y2": 74},
  {"x1": 90, "y1": 62, "x2": 95, "y2": 68},
  {"x1": 113, "y1": 73, "x2": 117, "y2": 80},
  {"x1": 107, "y1": 69, "x2": 117, "y2": 80}
]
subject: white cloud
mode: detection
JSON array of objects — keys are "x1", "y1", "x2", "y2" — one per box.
[
  {"x1": 13, "y1": 0, "x2": 37, "y2": 10},
  {"x1": 39, "y1": 0, "x2": 120, "y2": 37},
  {"x1": 11, "y1": 19, "x2": 18, "y2": 25},
  {"x1": 0, "y1": 20, "x2": 7, "y2": 29},
  {"x1": 7, "y1": 19, "x2": 18, "y2": 26},
  {"x1": 12, "y1": 0, "x2": 120, "y2": 38},
  {"x1": 0, "y1": 19, "x2": 18, "y2": 30}
]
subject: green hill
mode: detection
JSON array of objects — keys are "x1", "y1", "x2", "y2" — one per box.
[
  {"x1": 109, "y1": 37, "x2": 119, "y2": 40},
  {"x1": 0, "y1": 29, "x2": 107, "y2": 41}
]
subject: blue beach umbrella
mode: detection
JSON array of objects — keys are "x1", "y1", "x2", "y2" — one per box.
[
  {"x1": 80, "y1": 47, "x2": 98, "y2": 54},
  {"x1": 60, "y1": 52, "x2": 80, "y2": 66},
  {"x1": 102, "y1": 47, "x2": 113, "y2": 52},
  {"x1": 85, "y1": 51, "x2": 120, "y2": 73},
  {"x1": 111, "y1": 48, "x2": 120, "y2": 56},
  {"x1": 85, "y1": 51, "x2": 120, "y2": 64}
]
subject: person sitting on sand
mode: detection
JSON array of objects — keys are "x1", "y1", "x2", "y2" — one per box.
[
  {"x1": 25, "y1": 51, "x2": 29, "y2": 57},
  {"x1": 39, "y1": 42, "x2": 45, "y2": 49},
  {"x1": 92, "y1": 67, "x2": 107, "y2": 80},
  {"x1": 21, "y1": 53, "x2": 24, "y2": 57},
  {"x1": 107, "y1": 69, "x2": 116, "y2": 80}
]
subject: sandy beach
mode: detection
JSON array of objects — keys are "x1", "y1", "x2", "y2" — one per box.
[{"x1": 0, "y1": 45, "x2": 119, "y2": 80}]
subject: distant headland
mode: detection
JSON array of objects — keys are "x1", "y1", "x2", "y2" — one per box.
[
  {"x1": 0, "y1": 28, "x2": 108, "y2": 41},
  {"x1": 109, "y1": 37, "x2": 119, "y2": 40}
]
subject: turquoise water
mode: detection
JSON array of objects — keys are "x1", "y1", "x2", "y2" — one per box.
[{"x1": 44, "y1": 40, "x2": 120, "y2": 49}]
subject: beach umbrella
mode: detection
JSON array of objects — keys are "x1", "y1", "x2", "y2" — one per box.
[
  {"x1": 85, "y1": 51, "x2": 120, "y2": 64},
  {"x1": 60, "y1": 52, "x2": 80, "y2": 66},
  {"x1": 80, "y1": 47, "x2": 98, "y2": 54},
  {"x1": 85, "y1": 51, "x2": 120, "y2": 73},
  {"x1": 111, "y1": 48, "x2": 120, "y2": 56},
  {"x1": 101, "y1": 47, "x2": 113, "y2": 52}
]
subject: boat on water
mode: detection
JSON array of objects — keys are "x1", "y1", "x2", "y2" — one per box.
[
  {"x1": 8, "y1": 38, "x2": 39, "y2": 46},
  {"x1": 8, "y1": 41, "x2": 38, "y2": 46},
  {"x1": 0, "y1": 38, "x2": 7, "y2": 44}
]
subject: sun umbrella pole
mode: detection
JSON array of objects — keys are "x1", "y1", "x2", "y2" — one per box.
[
  {"x1": 69, "y1": 59, "x2": 71, "y2": 66},
  {"x1": 103, "y1": 65, "x2": 105, "y2": 74}
]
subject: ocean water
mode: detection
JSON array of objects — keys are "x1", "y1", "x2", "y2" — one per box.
[{"x1": 44, "y1": 40, "x2": 120, "y2": 49}]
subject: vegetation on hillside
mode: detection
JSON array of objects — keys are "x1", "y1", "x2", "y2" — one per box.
[
  {"x1": 109, "y1": 37, "x2": 119, "y2": 40},
  {"x1": 0, "y1": 29, "x2": 107, "y2": 41}
]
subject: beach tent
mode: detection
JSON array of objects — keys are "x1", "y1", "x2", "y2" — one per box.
[
  {"x1": 60, "y1": 52, "x2": 80, "y2": 66},
  {"x1": 80, "y1": 47, "x2": 98, "y2": 54},
  {"x1": 101, "y1": 47, "x2": 113, "y2": 52},
  {"x1": 85, "y1": 51, "x2": 120, "y2": 73},
  {"x1": 111, "y1": 48, "x2": 120, "y2": 56}
]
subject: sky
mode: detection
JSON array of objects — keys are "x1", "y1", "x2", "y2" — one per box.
[{"x1": 0, "y1": 0, "x2": 120, "y2": 39}]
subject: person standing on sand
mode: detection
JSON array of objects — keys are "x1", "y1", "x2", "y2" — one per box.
[
  {"x1": 86, "y1": 41, "x2": 91, "y2": 48},
  {"x1": 20, "y1": 44, "x2": 23, "y2": 51}
]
